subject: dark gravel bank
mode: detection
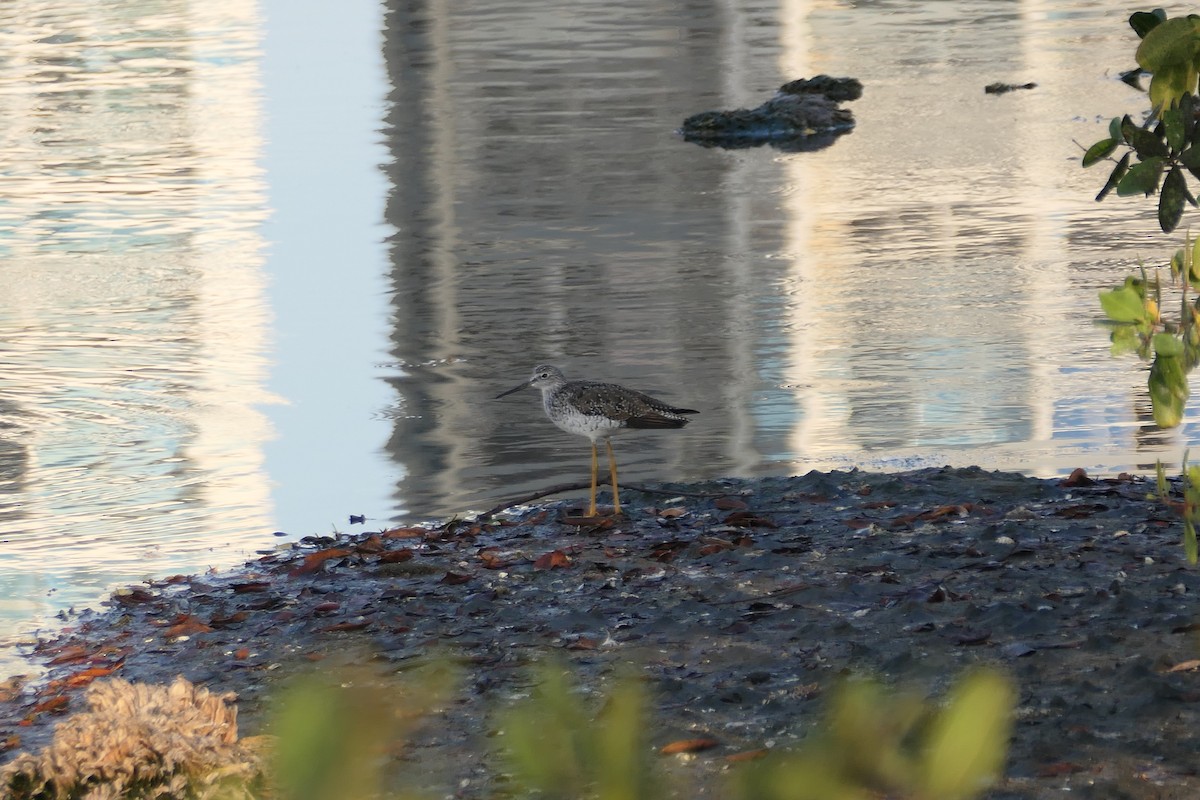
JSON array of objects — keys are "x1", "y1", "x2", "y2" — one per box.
[{"x1": 2, "y1": 467, "x2": 1199, "y2": 799}]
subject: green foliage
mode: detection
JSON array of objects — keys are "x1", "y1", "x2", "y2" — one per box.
[
  {"x1": 1130, "y1": 8, "x2": 1167, "y2": 39},
  {"x1": 253, "y1": 659, "x2": 1015, "y2": 800},
  {"x1": 498, "y1": 663, "x2": 659, "y2": 800},
  {"x1": 270, "y1": 662, "x2": 456, "y2": 800},
  {"x1": 1086, "y1": 10, "x2": 1200, "y2": 431},
  {"x1": 728, "y1": 670, "x2": 1016, "y2": 800},
  {"x1": 1149, "y1": 333, "x2": 1189, "y2": 426},
  {"x1": 499, "y1": 661, "x2": 1014, "y2": 800},
  {"x1": 1084, "y1": 12, "x2": 1200, "y2": 234},
  {"x1": 1098, "y1": 274, "x2": 1154, "y2": 327},
  {"x1": 1155, "y1": 454, "x2": 1200, "y2": 564},
  {"x1": 1136, "y1": 16, "x2": 1200, "y2": 109},
  {"x1": 1184, "y1": 454, "x2": 1200, "y2": 563}
]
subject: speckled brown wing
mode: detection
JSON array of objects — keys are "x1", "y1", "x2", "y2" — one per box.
[{"x1": 562, "y1": 381, "x2": 698, "y2": 428}]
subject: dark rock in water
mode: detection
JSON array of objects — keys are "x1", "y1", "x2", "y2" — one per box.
[
  {"x1": 680, "y1": 75, "x2": 861, "y2": 151},
  {"x1": 984, "y1": 81, "x2": 1037, "y2": 94},
  {"x1": 778, "y1": 75, "x2": 863, "y2": 102}
]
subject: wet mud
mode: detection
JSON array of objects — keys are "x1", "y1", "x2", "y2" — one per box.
[{"x1": 2, "y1": 467, "x2": 1199, "y2": 798}]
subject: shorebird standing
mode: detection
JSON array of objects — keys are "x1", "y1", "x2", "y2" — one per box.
[{"x1": 495, "y1": 365, "x2": 698, "y2": 517}]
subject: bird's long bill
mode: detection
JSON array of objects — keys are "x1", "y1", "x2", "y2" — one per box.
[{"x1": 494, "y1": 378, "x2": 533, "y2": 400}]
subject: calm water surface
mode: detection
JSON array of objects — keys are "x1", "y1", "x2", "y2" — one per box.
[{"x1": 0, "y1": 0, "x2": 1195, "y2": 675}]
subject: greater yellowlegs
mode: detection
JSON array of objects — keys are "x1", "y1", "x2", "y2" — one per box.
[{"x1": 495, "y1": 365, "x2": 698, "y2": 517}]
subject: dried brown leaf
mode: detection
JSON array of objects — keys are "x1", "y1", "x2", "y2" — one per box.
[
  {"x1": 29, "y1": 695, "x2": 69, "y2": 715},
  {"x1": 1061, "y1": 468, "x2": 1095, "y2": 487},
  {"x1": 355, "y1": 534, "x2": 385, "y2": 554},
  {"x1": 378, "y1": 549, "x2": 415, "y2": 564},
  {"x1": 382, "y1": 527, "x2": 427, "y2": 538},
  {"x1": 566, "y1": 637, "x2": 599, "y2": 650},
  {"x1": 319, "y1": 620, "x2": 372, "y2": 633},
  {"x1": 209, "y1": 611, "x2": 249, "y2": 627},
  {"x1": 534, "y1": 550, "x2": 572, "y2": 569},
  {"x1": 47, "y1": 646, "x2": 89, "y2": 667},
  {"x1": 722, "y1": 511, "x2": 777, "y2": 528},
  {"x1": 64, "y1": 664, "x2": 122, "y2": 688},
  {"x1": 112, "y1": 587, "x2": 157, "y2": 606},
  {"x1": 289, "y1": 547, "x2": 353, "y2": 577},
  {"x1": 660, "y1": 737, "x2": 720, "y2": 755},
  {"x1": 231, "y1": 581, "x2": 271, "y2": 593},
  {"x1": 164, "y1": 615, "x2": 213, "y2": 639}
]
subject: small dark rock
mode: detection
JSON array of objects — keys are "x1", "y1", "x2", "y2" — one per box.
[
  {"x1": 984, "y1": 81, "x2": 1037, "y2": 94},
  {"x1": 680, "y1": 75, "x2": 861, "y2": 150}
]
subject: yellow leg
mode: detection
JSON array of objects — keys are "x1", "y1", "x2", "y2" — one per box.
[
  {"x1": 606, "y1": 438, "x2": 621, "y2": 515},
  {"x1": 588, "y1": 441, "x2": 599, "y2": 517}
]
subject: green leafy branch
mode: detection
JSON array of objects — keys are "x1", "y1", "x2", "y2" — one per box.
[
  {"x1": 1084, "y1": 11, "x2": 1200, "y2": 233},
  {"x1": 1085, "y1": 9, "x2": 1200, "y2": 427}
]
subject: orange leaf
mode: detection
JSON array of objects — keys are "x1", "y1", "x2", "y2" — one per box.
[
  {"x1": 31, "y1": 695, "x2": 69, "y2": 715},
  {"x1": 209, "y1": 611, "x2": 249, "y2": 627},
  {"x1": 1167, "y1": 659, "x2": 1200, "y2": 673},
  {"x1": 289, "y1": 548, "x2": 353, "y2": 577},
  {"x1": 320, "y1": 620, "x2": 372, "y2": 633},
  {"x1": 164, "y1": 615, "x2": 213, "y2": 639},
  {"x1": 660, "y1": 737, "x2": 719, "y2": 755},
  {"x1": 47, "y1": 645, "x2": 89, "y2": 666},
  {"x1": 725, "y1": 748, "x2": 770, "y2": 763},
  {"x1": 658, "y1": 506, "x2": 689, "y2": 519},
  {"x1": 64, "y1": 664, "x2": 122, "y2": 688},
  {"x1": 382, "y1": 527, "x2": 427, "y2": 539},
  {"x1": 566, "y1": 637, "x2": 599, "y2": 650},
  {"x1": 378, "y1": 548, "x2": 415, "y2": 564},
  {"x1": 861, "y1": 500, "x2": 898, "y2": 509},
  {"x1": 918, "y1": 504, "x2": 972, "y2": 521},
  {"x1": 478, "y1": 549, "x2": 510, "y2": 569},
  {"x1": 441, "y1": 571, "x2": 471, "y2": 585},
  {"x1": 1061, "y1": 468, "x2": 1095, "y2": 487},
  {"x1": 355, "y1": 534, "x2": 385, "y2": 554},
  {"x1": 534, "y1": 550, "x2": 572, "y2": 569}
]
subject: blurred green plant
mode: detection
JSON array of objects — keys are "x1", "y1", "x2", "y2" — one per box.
[
  {"x1": 498, "y1": 661, "x2": 1015, "y2": 800},
  {"x1": 727, "y1": 670, "x2": 1015, "y2": 800},
  {"x1": 1085, "y1": 9, "x2": 1200, "y2": 427},
  {"x1": 269, "y1": 660, "x2": 457, "y2": 800},
  {"x1": 1155, "y1": 454, "x2": 1200, "y2": 563},
  {"x1": 498, "y1": 662, "x2": 660, "y2": 800}
]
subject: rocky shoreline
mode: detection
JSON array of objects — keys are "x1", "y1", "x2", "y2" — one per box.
[{"x1": 2, "y1": 466, "x2": 1199, "y2": 799}]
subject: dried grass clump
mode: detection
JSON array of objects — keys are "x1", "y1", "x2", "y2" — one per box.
[{"x1": 1, "y1": 676, "x2": 267, "y2": 800}]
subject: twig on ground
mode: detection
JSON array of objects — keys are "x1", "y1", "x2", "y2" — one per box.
[{"x1": 476, "y1": 483, "x2": 731, "y2": 521}]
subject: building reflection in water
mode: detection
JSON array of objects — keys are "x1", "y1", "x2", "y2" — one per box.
[{"x1": 0, "y1": 1, "x2": 275, "y2": 664}]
